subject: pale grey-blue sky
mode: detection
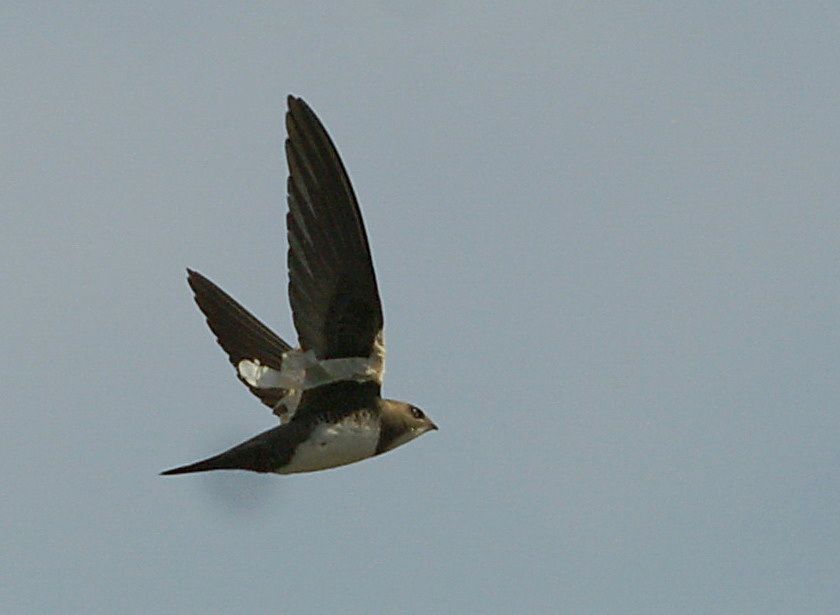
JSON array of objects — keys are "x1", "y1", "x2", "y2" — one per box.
[{"x1": 2, "y1": 3, "x2": 839, "y2": 614}]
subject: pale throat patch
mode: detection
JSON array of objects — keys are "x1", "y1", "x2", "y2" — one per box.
[
  {"x1": 237, "y1": 331, "x2": 386, "y2": 422},
  {"x1": 277, "y1": 412, "x2": 381, "y2": 474},
  {"x1": 378, "y1": 428, "x2": 423, "y2": 454}
]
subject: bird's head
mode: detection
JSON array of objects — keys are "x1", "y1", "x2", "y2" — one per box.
[{"x1": 377, "y1": 400, "x2": 437, "y2": 453}]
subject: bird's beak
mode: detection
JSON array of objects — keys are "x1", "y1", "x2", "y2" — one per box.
[{"x1": 428, "y1": 421, "x2": 438, "y2": 431}]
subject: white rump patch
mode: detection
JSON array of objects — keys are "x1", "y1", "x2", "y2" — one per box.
[
  {"x1": 237, "y1": 330, "x2": 386, "y2": 422},
  {"x1": 277, "y1": 413, "x2": 380, "y2": 474},
  {"x1": 237, "y1": 359, "x2": 294, "y2": 388}
]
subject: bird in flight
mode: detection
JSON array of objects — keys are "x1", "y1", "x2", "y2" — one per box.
[{"x1": 162, "y1": 96, "x2": 436, "y2": 476}]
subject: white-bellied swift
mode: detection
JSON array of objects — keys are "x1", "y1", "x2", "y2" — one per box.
[{"x1": 162, "y1": 96, "x2": 436, "y2": 476}]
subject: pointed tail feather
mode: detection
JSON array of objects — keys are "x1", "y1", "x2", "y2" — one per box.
[
  {"x1": 160, "y1": 429, "x2": 283, "y2": 476},
  {"x1": 160, "y1": 454, "x2": 234, "y2": 475},
  {"x1": 160, "y1": 449, "x2": 253, "y2": 475}
]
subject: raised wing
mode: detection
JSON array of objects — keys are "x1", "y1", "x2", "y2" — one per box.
[
  {"x1": 285, "y1": 96, "x2": 384, "y2": 361},
  {"x1": 187, "y1": 269, "x2": 292, "y2": 416}
]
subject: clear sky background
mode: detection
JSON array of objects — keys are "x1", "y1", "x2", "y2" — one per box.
[{"x1": 3, "y1": 3, "x2": 839, "y2": 614}]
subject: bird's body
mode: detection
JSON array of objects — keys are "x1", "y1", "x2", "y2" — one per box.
[
  {"x1": 281, "y1": 411, "x2": 380, "y2": 474},
  {"x1": 163, "y1": 381, "x2": 430, "y2": 475},
  {"x1": 162, "y1": 96, "x2": 436, "y2": 476}
]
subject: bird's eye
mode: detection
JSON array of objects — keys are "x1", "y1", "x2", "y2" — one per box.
[{"x1": 410, "y1": 406, "x2": 425, "y2": 419}]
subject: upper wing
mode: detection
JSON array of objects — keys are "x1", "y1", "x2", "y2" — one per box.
[
  {"x1": 187, "y1": 269, "x2": 292, "y2": 415},
  {"x1": 285, "y1": 96, "x2": 384, "y2": 360}
]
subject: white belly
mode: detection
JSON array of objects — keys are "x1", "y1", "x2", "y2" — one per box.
[{"x1": 277, "y1": 414, "x2": 380, "y2": 474}]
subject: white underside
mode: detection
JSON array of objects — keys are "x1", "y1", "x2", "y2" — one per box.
[
  {"x1": 238, "y1": 331, "x2": 386, "y2": 423},
  {"x1": 276, "y1": 414, "x2": 380, "y2": 474}
]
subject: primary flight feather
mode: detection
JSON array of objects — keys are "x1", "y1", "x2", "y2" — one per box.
[{"x1": 162, "y1": 96, "x2": 436, "y2": 476}]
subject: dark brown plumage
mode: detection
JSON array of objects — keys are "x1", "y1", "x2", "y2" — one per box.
[{"x1": 162, "y1": 96, "x2": 436, "y2": 477}]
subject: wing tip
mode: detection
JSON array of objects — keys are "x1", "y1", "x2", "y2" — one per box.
[
  {"x1": 286, "y1": 95, "x2": 307, "y2": 123},
  {"x1": 287, "y1": 94, "x2": 306, "y2": 110},
  {"x1": 186, "y1": 267, "x2": 204, "y2": 286},
  {"x1": 185, "y1": 268, "x2": 209, "y2": 299}
]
